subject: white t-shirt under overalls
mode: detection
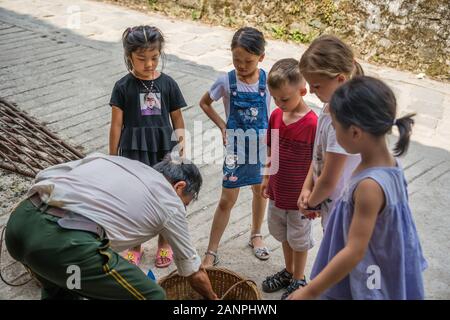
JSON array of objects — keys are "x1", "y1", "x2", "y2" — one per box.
[{"x1": 208, "y1": 71, "x2": 271, "y2": 120}]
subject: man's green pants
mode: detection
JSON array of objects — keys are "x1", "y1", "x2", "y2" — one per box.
[{"x1": 5, "y1": 199, "x2": 165, "y2": 300}]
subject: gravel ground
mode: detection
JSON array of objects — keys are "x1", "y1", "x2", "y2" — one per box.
[{"x1": 0, "y1": 171, "x2": 33, "y2": 226}]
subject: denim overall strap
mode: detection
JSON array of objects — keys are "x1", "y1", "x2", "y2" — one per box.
[
  {"x1": 228, "y1": 70, "x2": 238, "y2": 96},
  {"x1": 257, "y1": 70, "x2": 268, "y2": 121},
  {"x1": 226, "y1": 69, "x2": 268, "y2": 130},
  {"x1": 258, "y1": 70, "x2": 266, "y2": 96}
]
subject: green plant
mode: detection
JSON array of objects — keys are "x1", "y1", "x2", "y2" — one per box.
[
  {"x1": 191, "y1": 9, "x2": 201, "y2": 20},
  {"x1": 317, "y1": 0, "x2": 336, "y2": 25},
  {"x1": 289, "y1": 30, "x2": 315, "y2": 43},
  {"x1": 225, "y1": 16, "x2": 236, "y2": 27},
  {"x1": 272, "y1": 25, "x2": 287, "y2": 39},
  {"x1": 427, "y1": 60, "x2": 448, "y2": 77},
  {"x1": 287, "y1": 2, "x2": 302, "y2": 14}
]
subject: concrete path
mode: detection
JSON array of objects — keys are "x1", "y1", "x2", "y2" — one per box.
[{"x1": 0, "y1": 0, "x2": 449, "y2": 300}]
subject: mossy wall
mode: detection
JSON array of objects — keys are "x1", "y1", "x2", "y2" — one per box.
[{"x1": 106, "y1": 0, "x2": 450, "y2": 80}]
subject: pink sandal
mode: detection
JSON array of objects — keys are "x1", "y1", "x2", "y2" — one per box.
[
  {"x1": 155, "y1": 246, "x2": 173, "y2": 268},
  {"x1": 122, "y1": 249, "x2": 144, "y2": 265}
]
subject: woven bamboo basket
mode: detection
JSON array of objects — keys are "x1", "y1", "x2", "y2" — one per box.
[{"x1": 158, "y1": 267, "x2": 262, "y2": 300}]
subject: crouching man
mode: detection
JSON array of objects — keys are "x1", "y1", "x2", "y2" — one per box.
[{"x1": 5, "y1": 153, "x2": 217, "y2": 300}]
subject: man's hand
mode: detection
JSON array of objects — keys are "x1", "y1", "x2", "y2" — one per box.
[{"x1": 187, "y1": 268, "x2": 219, "y2": 300}]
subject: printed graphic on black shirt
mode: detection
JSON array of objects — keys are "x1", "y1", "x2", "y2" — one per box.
[{"x1": 140, "y1": 92, "x2": 161, "y2": 116}]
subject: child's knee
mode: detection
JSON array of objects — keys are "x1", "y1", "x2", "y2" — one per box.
[
  {"x1": 287, "y1": 238, "x2": 313, "y2": 252},
  {"x1": 217, "y1": 199, "x2": 234, "y2": 211},
  {"x1": 218, "y1": 192, "x2": 238, "y2": 210},
  {"x1": 251, "y1": 184, "x2": 261, "y2": 194},
  {"x1": 268, "y1": 214, "x2": 287, "y2": 243},
  {"x1": 287, "y1": 221, "x2": 314, "y2": 252},
  {"x1": 269, "y1": 224, "x2": 286, "y2": 243}
]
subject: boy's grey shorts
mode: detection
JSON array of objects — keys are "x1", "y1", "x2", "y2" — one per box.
[{"x1": 268, "y1": 200, "x2": 314, "y2": 252}]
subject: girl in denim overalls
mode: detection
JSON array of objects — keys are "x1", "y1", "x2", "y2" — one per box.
[{"x1": 200, "y1": 27, "x2": 271, "y2": 267}]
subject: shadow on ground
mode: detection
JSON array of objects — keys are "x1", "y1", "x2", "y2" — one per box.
[{"x1": 0, "y1": 7, "x2": 449, "y2": 300}]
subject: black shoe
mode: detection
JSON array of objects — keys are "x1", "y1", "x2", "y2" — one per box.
[
  {"x1": 281, "y1": 277, "x2": 307, "y2": 300},
  {"x1": 261, "y1": 268, "x2": 293, "y2": 293}
]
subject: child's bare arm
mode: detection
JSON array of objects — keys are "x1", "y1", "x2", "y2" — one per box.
[
  {"x1": 199, "y1": 92, "x2": 227, "y2": 144},
  {"x1": 307, "y1": 152, "x2": 348, "y2": 208},
  {"x1": 170, "y1": 109, "x2": 185, "y2": 156},
  {"x1": 288, "y1": 178, "x2": 383, "y2": 300},
  {"x1": 261, "y1": 146, "x2": 271, "y2": 199},
  {"x1": 298, "y1": 163, "x2": 314, "y2": 213},
  {"x1": 109, "y1": 106, "x2": 123, "y2": 155},
  {"x1": 170, "y1": 109, "x2": 185, "y2": 131},
  {"x1": 302, "y1": 162, "x2": 314, "y2": 192}
]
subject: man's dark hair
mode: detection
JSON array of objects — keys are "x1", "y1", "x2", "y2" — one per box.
[{"x1": 153, "y1": 156, "x2": 202, "y2": 200}]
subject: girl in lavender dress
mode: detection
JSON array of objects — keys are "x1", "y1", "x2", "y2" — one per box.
[{"x1": 288, "y1": 76, "x2": 427, "y2": 300}]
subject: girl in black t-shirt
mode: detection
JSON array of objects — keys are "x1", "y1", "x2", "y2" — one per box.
[{"x1": 109, "y1": 25, "x2": 187, "y2": 269}]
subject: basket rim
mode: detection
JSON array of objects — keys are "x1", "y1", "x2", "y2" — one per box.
[{"x1": 158, "y1": 266, "x2": 262, "y2": 300}]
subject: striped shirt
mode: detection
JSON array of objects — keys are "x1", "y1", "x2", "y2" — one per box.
[{"x1": 267, "y1": 108, "x2": 318, "y2": 210}]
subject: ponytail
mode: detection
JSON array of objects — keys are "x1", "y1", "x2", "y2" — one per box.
[
  {"x1": 352, "y1": 61, "x2": 364, "y2": 77},
  {"x1": 330, "y1": 76, "x2": 415, "y2": 158},
  {"x1": 122, "y1": 28, "x2": 133, "y2": 71},
  {"x1": 393, "y1": 113, "x2": 415, "y2": 157}
]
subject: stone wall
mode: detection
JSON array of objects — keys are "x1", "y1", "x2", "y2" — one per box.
[{"x1": 105, "y1": 0, "x2": 450, "y2": 80}]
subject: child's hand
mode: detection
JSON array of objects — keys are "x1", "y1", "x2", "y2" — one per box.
[
  {"x1": 261, "y1": 178, "x2": 269, "y2": 199},
  {"x1": 286, "y1": 287, "x2": 315, "y2": 300},
  {"x1": 298, "y1": 189, "x2": 311, "y2": 211},
  {"x1": 221, "y1": 127, "x2": 227, "y2": 146},
  {"x1": 178, "y1": 137, "x2": 185, "y2": 159}
]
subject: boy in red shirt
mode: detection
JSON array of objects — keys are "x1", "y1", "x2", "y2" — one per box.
[{"x1": 261, "y1": 58, "x2": 318, "y2": 299}]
